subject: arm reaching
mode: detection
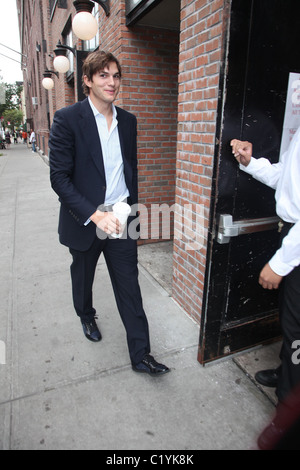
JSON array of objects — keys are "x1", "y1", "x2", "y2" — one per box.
[{"x1": 231, "y1": 135, "x2": 300, "y2": 285}]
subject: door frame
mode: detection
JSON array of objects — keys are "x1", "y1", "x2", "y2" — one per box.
[{"x1": 198, "y1": 0, "x2": 285, "y2": 364}]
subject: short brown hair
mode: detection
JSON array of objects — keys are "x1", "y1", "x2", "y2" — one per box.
[{"x1": 82, "y1": 50, "x2": 122, "y2": 96}]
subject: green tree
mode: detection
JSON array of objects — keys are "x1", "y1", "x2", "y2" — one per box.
[
  {"x1": 3, "y1": 109, "x2": 24, "y2": 131},
  {"x1": 0, "y1": 82, "x2": 23, "y2": 117}
]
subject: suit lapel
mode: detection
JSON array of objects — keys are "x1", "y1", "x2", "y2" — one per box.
[
  {"x1": 79, "y1": 99, "x2": 106, "y2": 181},
  {"x1": 116, "y1": 107, "x2": 132, "y2": 180}
]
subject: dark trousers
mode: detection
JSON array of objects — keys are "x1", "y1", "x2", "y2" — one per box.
[
  {"x1": 276, "y1": 225, "x2": 300, "y2": 402},
  {"x1": 69, "y1": 231, "x2": 151, "y2": 366}
]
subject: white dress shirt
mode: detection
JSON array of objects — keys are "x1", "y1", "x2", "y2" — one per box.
[
  {"x1": 88, "y1": 97, "x2": 129, "y2": 206},
  {"x1": 240, "y1": 126, "x2": 300, "y2": 276}
]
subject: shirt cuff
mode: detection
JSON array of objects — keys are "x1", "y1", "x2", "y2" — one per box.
[
  {"x1": 239, "y1": 157, "x2": 259, "y2": 173},
  {"x1": 269, "y1": 251, "x2": 295, "y2": 277}
]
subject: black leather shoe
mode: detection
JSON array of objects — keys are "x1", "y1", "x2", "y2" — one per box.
[
  {"x1": 132, "y1": 354, "x2": 170, "y2": 376},
  {"x1": 255, "y1": 367, "x2": 281, "y2": 388},
  {"x1": 81, "y1": 318, "x2": 102, "y2": 342}
]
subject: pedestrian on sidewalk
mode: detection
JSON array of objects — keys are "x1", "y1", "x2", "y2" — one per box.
[
  {"x1": 49, "y1": 50, "x2": 170, "y2": 377},
  {"x1": 5, "y1": 131, "x2": 11, "y2": 149},
  {"x1": 0, "y1": 133, "x2": 5, "y2": 149},
  {"x1": 29, "y1": 129, "x2": 36, "y2": 153},
  {"x1": 231, "y1": 129, "x2": 300, "y2": 448}
]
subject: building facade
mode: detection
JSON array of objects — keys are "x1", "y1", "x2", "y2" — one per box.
[{"x1": 17, "y1": 0, "x2": 297, "y2": 363}]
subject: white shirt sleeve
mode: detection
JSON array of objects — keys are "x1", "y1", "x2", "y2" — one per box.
[
  {"x1": 269, "y1": 221, "x2": 300, "y2": 276},
  {"x1": 240, "y1": 154, "x2": 300, "y2": 276},
  {"x1": 239, "y1": 156, "x2": 283, "y2": 190}
]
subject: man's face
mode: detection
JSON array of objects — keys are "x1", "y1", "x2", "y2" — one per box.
[{"x1": 84, "y1": 62, "x2": 121, "y2": 105}]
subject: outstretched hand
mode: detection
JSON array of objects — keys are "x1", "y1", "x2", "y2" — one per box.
[{"x1": 230, "y1": 139, "x2": 253, "y2": 167}]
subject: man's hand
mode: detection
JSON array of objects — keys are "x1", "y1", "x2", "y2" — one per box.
[
  {"x1": 230, "y1": 139, "x2": 253, "y2": 167},
  {"x1": 259, "y1": 263, "x2": 283, "y2": 290},
  {"x1": 90, "y1": 210, "x2": 121, "y2": 235}
]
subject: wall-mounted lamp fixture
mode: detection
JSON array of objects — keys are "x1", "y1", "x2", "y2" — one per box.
[
  {"x1": 72, "y1": 0, "x2": 110, "y2": 40},
  {"x1": 53, "y1": 40, "x2": 76, "y2": 73},
  {"x1": 42, "y1": 70, "x2": 59, "y2": 90}
]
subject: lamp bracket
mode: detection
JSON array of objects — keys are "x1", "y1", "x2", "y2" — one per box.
[
  {"x1": 93, "y1": 0, "x2": 110, "y2": 16},
  {"x1": 73, "y1": 0, "x2": 110, "y2": 16},
  {"x1": 44, "y1": 70, "x2": 59, "y2": 79},
  {"x1": 55, "y1": 41, "x2": 76, "y2": 56}
]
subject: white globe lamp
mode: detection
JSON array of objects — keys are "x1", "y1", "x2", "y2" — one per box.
[
  {"x1": 53, "y1": 55, "x2": 70, "y2": 74},
  {"x1": 72, "y1": 11, "x2": 98, "y2": 40},
  {"x1": 42, "y1": 77, "x2": 54, "y2": 90}
]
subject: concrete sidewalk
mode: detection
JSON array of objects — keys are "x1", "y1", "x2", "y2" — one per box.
[{"x1": 0, "y1": 144, "x2": 278, "y2": 450}]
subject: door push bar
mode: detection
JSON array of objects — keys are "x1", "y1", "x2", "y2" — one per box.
[{"x1": 216, "y1": 214, "x2": 280, "y2": 244}]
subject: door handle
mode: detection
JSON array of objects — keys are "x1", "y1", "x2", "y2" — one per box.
[{"x1": 216, "y1": 214, "x2": 280, "y2": 244}]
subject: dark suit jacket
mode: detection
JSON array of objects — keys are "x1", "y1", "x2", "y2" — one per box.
[{"x1": 49, "y1": 98, "x2": 138, "y2": 251}]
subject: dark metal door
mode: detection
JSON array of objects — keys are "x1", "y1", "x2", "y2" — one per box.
[{"x1": 198, "y1": 0, "x2": 300, "y2": 364}]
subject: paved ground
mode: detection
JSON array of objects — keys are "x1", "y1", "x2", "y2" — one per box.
[{"x1": 0, "y1": 143, "x2": 280, "y2": 450}]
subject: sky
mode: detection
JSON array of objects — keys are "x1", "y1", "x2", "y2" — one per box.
[{"x1": 0, "y1": 0, "x2": 24, "y2": 84}]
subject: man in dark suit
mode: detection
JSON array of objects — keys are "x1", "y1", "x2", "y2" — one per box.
[{"x1": 49, "y1": 51, "x2": 169, "y2": 376}]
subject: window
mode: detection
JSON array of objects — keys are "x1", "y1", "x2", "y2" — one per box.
[
  {"x1": 49, "y1": 0, "x2": 57, "y2": 20},
  {"x1": 50, "y1": 0, "x2": 67, "y2": 21},
  {"x1": 63, "y1": 29, "x2": 74, "y2": 79},
  {"x1": 126, "y1": 0, "x2": 146, "y2": 15}
]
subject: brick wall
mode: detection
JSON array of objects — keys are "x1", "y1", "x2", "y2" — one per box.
[
  {"x1": 18, "y1": 0, "x2": 51, "y2": 152},
  {"x1": 46, "y1": 1, "x2": 76, "y2": 113},
  {"x1": 120, "y1": 26, "x2": 179, "y2": 241},
  {"x1": 173, "y1": 0, "x2": 230, "y2": 323}
]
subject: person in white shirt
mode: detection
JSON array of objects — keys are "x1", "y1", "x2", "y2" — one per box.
[
  {"x1": 231, "y1": 130, "x2": 300, "y2": 447},
  {"x1": 29, "y1": 129, "x2": 36, "y2": 153}
]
